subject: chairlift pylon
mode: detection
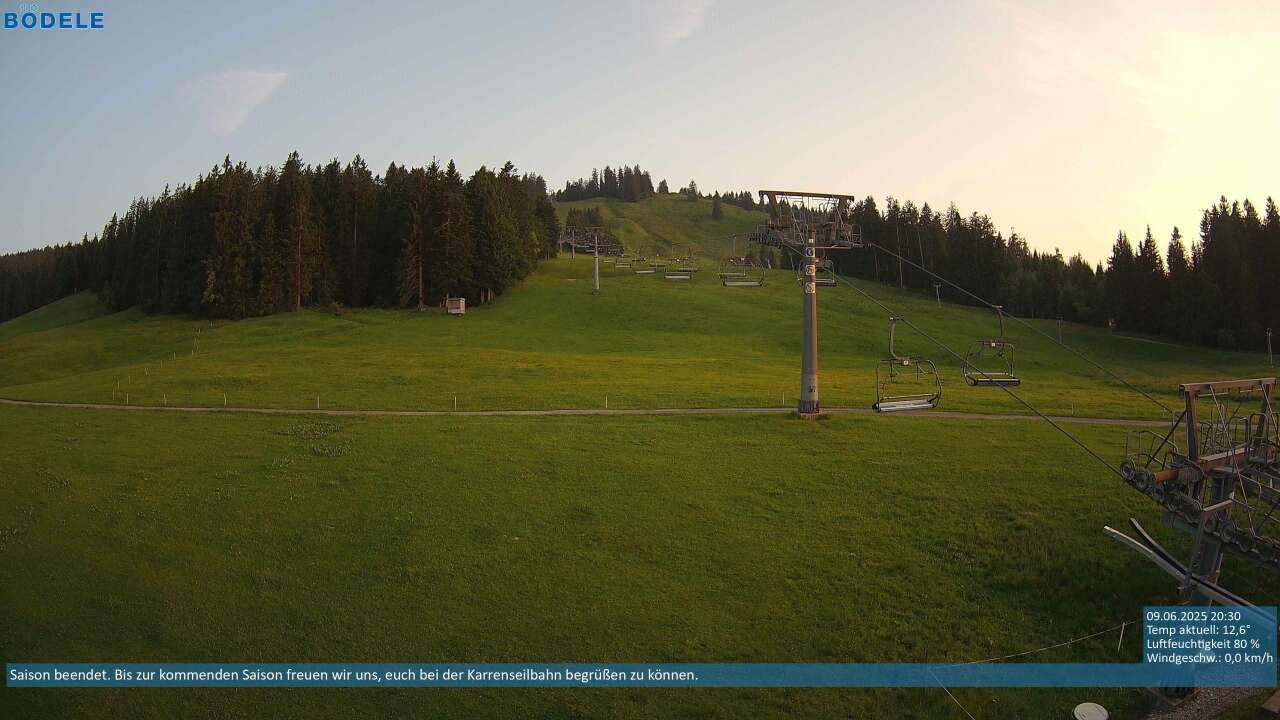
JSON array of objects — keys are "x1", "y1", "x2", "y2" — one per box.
[
  {"x1": 963, "y1": 306, "x2": 1021, "y2": 387},
  {"x1": 873, "y1": 316, "x2": 942, "y2": 413}
]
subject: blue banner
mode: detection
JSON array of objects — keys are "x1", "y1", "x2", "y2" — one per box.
[{"x1": 6, "y1": 607, "x2": 1275, "y2": 689}]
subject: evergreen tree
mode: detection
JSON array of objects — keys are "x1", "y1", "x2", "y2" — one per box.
[{"x1": 277, "y1": 151, "x2": 325, "y2": 311}]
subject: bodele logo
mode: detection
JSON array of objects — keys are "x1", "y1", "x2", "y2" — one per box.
[{"x1": 4, "y1": 3, "x2": 104, "y2": 29}]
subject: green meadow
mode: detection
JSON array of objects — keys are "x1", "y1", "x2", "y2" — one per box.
[
  {"x1": 6, "y1": 404, "x2": 1278, "y2": 718},
  {"x1": 3, "y1": 195, "x2": 1277, "y2": 718},
  {"x1": 0, "y1": 257, "x2": 1267, "y2": 420}
]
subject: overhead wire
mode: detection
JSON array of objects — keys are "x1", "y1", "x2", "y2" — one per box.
[
  {"x1": 778, "y1": 243, "x2": 1126, "y2": 479},
  {"x1": 863, "y1": 240, "x2": 1177, "y2": 418}
]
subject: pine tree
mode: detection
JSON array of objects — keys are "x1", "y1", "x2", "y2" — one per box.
[
  {"x1": 278, "y1": 151, "x2": 322, "y2": 311},
  {"x1": 201, "y1": 158, "x2": 256, "y2": 318},
  {"x1": 468, "y1": 167, "x2": 517, "y2": 302},
  {"x1": 398, "y1": 184, "x2": 428, "y2": 311},
  {"x1": 428, "y1": 160, "x2": 474, "y2": 302}
]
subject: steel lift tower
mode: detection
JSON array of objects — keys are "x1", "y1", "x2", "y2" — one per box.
[
  {"x1": 560, "y1": 227, "x2": 622, "y2": 295},
  {"x1": 751, "y1": 191, "x2": 863, "y2": 418}
]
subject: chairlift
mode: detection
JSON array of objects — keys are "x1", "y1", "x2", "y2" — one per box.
[
  {"x1": 719, "y1": 259, "x2": 748, "y2": 279},
  {"x1": 664, "y1": 272, "x2": 693, "y2": 280},
  {"x1": 963, "y1": 306, "x2": 1020, "y2": 387},
  {"x1": 634, "y1": 268, "x2": 656, "y2": 275},
  {"x1": 798, "y1": 260, "x2": 838, "y2": 287},
  {"x1": 873, "y1": 316, "x2": 942, "y2": 413},
  {"x1": 615, "y1": 261, "x2": 632, "y2": 269},
  {"x1": 722, "y1": 271, "x2": 765, "y2": 288}
]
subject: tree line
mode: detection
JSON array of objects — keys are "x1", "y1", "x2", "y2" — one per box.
[
  {"x1": 555, "y1": 164, "x2": 657, "y2": 203},
  {"x1": 0, "y1": 152, "x2": 560, "y2": 321},
  {"x1": 809, "y1": 195, "x2": 1278, "y2": 351}
]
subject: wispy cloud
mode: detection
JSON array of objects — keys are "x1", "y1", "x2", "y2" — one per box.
[
  {"x1": 643, "y1": 0, "x2": 714, "y2": 47},
  {"x1": 179, "y1": 70, "x2": 288, "y2": 136}
]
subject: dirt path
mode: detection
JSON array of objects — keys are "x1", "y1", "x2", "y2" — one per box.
[{"x1": 0, "y1": 397, "x2": 1169, "y2": 426}]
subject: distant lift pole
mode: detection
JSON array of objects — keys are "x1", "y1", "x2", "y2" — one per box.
[
  {"x1": 752, "y1": 190, "x2": 863, "y2": 418},
  {"x1": 560, "y1": 226, "x2": 621, "y2": 296}
]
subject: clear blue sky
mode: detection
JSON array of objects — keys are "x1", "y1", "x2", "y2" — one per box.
[{"x1": 1, "y1": 0, "x2": 1276, "y2": 261}]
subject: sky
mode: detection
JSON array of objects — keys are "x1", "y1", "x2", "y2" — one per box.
[{"x1": 1, "y1": 0, "x2": 1277, "y2": 263}]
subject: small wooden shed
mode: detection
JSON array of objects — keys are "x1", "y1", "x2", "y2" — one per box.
[{"x1": 446, "y1": 297, "x2": 466, "y2": 316}]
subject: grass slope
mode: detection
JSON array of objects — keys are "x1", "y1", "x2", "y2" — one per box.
[
  {"x1": 0, "y1": 256, "x2": 1265, "y2": 419},
  {"x1": 6, "y1": 404, "x2": 1276, "y2": 718},
  {"x1": 556, "y1": 194, "x2": 766, "y2": 258},
  {"x1": 0, "y1": 291, "x2": 106, "y2": 344}
]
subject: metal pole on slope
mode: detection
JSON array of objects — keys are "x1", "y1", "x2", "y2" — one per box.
[
  {"x1": 1268, "y1": 328, "x2": 1274, "y2": 366},
  {"x1": 933, "y1": 282, "x2": 941, "y2": 307},
  {"x1": 799, "y1": 232, "x2": 820, "y2": 417},
  {"x1": 593, "y1": 232, "x2": 600, "y2": 295}
]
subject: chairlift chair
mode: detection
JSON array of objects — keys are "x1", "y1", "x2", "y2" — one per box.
[
  {"x1": 664, "y1": 272, "x2": 692, "y2": 280},
  {"x1": 722, "y1": 271, "x2": 765, "y2": 288},
  {"x1": 963, "y1": 306, "x2": 1020, "y2": 387},
  {"x1": 719, "y1": 259, "x2": 748, "y2": 279},
  {"x1": 798, "y1": 261, "x2": 838, "y2": 287},
  {"x1": 873, "y1": 316, "x2": 942, "y2": 413},
  {"x1": 633, "y1": 268, "x2": 656, "y2": 275}
]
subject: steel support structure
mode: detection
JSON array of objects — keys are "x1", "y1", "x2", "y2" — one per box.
[{"x1": 752, "y1": 190, "x2": 863, "y2": 419}]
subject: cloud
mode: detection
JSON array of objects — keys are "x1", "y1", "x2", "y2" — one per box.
[
  {"x1": 645, "y1": 0, "x2": 714, "y2": 47},
  {"x1": 179, "y1": 70, "x2": 288, "y2": 136}
]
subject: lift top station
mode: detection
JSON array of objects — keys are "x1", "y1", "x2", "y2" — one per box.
[{"x1": 751, "y1": 191, "x2": 862, "y2": 419}]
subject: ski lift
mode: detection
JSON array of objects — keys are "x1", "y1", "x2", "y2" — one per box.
[
  {"x1": 719, "y1": 259, "x2": 748, "y2": 279},
  {"x1": 873, "y1": 317, "x2": 942, "y2": 413},
  {"x1": 615, "y1": 261, "x2": 632, "y2": 269},
  {"x1": 722, "y1": 271, "x2": 765, "y2": 288},
  {"x1": 963, "y1": 306, "x2": 1020, "y2": 387},
  {"x1": 664, "y1": 272, "x2": 692, "y2": 280},
  {"x1": 633, "y1": 268, "x2": 656, "y2": 275},
  {"x1": 799, "y1": 258, "x2": 838, "y2": 287}
]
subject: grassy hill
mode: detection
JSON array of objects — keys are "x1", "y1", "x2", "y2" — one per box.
[
  {"x1": 556, "y1": 193, "x2": 766, "y2": 258},
  {"x1": 0, "y1": 291, "x2": 106, "y2": 344},
  {"x1": 0, "y1": 250, "x2": 1266, "y2": 420},
  {"x1": 3, "y1": 195, "x2": 1279, "y2": 719}
]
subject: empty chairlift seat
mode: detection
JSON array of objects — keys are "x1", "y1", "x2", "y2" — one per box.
[
  {"x1": 963, "y1": 306, "x2": 1021, "y2": 387},
  {"x1": 873, "y1": 317, "x2": 942, "y2": 413},
  {"x1": 722, "y1": 271, "x2": 765, "y2": 287}
]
